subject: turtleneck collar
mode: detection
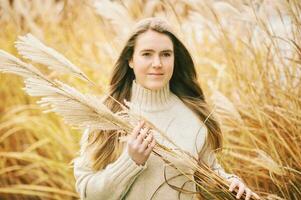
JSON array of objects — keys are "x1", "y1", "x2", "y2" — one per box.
[{"x1": 128, "y1": 80, "x2": 176, "y2": 112}]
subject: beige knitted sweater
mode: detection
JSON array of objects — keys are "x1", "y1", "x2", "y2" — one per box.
[{"x1": 73, "y1": 80, "x2": 235, "y2": 200}]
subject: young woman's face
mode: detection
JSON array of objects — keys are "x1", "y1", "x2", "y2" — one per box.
[{"x1": 129, "y1": 30, "x2": 174, "y2": 90}]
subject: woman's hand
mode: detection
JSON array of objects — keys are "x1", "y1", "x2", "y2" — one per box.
[
  {"x1": 127, "y1": 120, "x2": 156, "y2": 166},
  {"x1": 228, "y1": 177, "x2": 260, "y2": 200}
]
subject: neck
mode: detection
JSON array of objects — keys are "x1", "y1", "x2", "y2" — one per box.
[{"x1": 128, "y1": 80, "x2": 176, "y2": 112}]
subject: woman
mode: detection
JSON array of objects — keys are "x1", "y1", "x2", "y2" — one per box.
[{"x1": 73, "y1": 17, "x2": 260, "y2": 200}]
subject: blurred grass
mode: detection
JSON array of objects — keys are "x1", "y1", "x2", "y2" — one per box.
[{"x1": 0, "y1": 0, "x2": 300, "y2": 199}]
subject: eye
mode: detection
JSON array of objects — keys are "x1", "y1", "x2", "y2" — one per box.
[
  {"x1": 162, "y1": 53, "x2": 171, "y2": 57},
  {"x1": 142, "y1": 52, "x2": 151, "y2": 56}
]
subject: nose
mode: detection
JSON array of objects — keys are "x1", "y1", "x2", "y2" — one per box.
[{"x1": 151, "y1": 55, "x2": 162, "y2": 68}]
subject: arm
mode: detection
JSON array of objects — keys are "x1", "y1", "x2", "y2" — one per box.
[
  {"x1": 73, "y1": 129, "x2": 146, "y2": 200},
  {"x1": 203, "y1": 150, "x2": 260, "y2": 200},
  {"x1": 203, "y1": 148, "x2": 239, "y2": 180},
  {"x1": 211, "y1": 156, "x2": 238, "y2": 180}
]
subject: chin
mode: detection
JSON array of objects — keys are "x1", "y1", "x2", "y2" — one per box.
[{"x1": 146, "y1": 83, "x2": 166, "y2": 90}]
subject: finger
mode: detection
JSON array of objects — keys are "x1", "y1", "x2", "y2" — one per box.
[
  {"x1": 141, "y1": 132, "x2": 153, "y2": 150},
  {"x1": 144, "y1": 137, "x2": 156, "y2": 156},
  {"x1": 252, "y1": 192, "x2": 260, "y2": 199},
  {"x1": 245, "y1": 188, "x2": 252, "y2": 200},
  {"x1": 137, "y1": 126, "x2": 150, "y2": 144},
  {"x1": 236, "y1": 183, "x2": 245, "y2": 199},
  {"x1": 131, "y1": 121, "x2": 145, "y2": 140},
  {"x1": 229, "y1": 179, "x2": 239, "y2": 192}
]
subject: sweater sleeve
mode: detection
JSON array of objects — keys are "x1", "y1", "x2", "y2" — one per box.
[
  {"x1": 203, "y1": 149, "x2": 239, "y2": 180},
  {"x1": 73, "y1": 129, "x2": 147, "y2": 200}
]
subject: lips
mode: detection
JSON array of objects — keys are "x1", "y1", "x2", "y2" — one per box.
[{"x1": 148, "y1": 73, "x2": 163, "y2": 75}]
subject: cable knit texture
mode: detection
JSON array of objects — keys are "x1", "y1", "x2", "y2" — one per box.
[{"x1": 73, "y1": 80, "x2": 236, "y2": 200}]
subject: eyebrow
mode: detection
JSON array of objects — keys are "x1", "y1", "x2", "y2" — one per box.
[{"x1": 140, "y1": 49, "x2": 173, "y2": 53}]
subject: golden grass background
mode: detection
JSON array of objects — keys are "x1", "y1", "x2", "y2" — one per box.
[{"x1": 0, "y1": 0, "x2": 300, "y2": 199}]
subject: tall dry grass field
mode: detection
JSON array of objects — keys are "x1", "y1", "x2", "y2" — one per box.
[{"x1": 0, "y1": 0, "x2": 300, "y2": 199}]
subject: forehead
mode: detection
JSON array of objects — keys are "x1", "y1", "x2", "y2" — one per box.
[{"x1": 134, "y1": 30, "x2": 173, "y2": 51}]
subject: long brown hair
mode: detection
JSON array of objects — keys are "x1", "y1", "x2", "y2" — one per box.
[{"x1": 85, "y1": 17, "x2": 222, "y2": 171}]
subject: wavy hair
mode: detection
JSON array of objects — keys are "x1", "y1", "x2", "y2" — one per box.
[{"x1": 85, "y1": 17, "x2": 223, "y2": 171}]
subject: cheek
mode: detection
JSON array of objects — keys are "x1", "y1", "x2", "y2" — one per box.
[
  {"x1": 135, "y1": 67, "x2": 146, "y2": 76},
  {"x1": 133, "y1": 65, "x2": 147, "y2": 78},
  {"x1": 165, "y1": 59, "x2": 174, "y2": 76},
  {"x1": 134, "y1": 58, "x2": 150, "y2": 73},
  {"x1": 167, "y1": 67, "x2": 174, "y2": 80}
]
